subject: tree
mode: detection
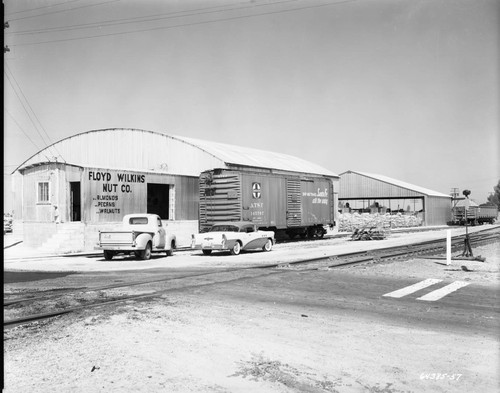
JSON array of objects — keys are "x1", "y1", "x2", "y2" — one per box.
[{"x1": 487, "y1": 179, "x2": 500, "y2": 209}]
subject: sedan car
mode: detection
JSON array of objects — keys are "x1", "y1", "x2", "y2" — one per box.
[
  {"x1": 191, "y1": 221, "x2": 275, "y2": 255},
  {"x1": 4, "y1": 216, "x2": 13, "y2": 234}
]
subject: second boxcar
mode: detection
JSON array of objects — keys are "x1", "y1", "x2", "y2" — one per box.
[
  {"x1": 198, "y1": 168, "x2": 338, "y2": 238},
  {"x1": 451, "y1": 202, "x2": 498, "y2": 225}
]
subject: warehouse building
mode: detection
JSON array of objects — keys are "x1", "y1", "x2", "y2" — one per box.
[
  {"x1": 11, "y1": 128, "x2": 338, "y2": 252},
  {"x1": 338, "y1": 170, "x2": 452, "y2": 228}
]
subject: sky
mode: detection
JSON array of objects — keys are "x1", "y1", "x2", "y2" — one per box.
[{"x1": 4, "y1": 0, "x2": 499, "y2": 212}]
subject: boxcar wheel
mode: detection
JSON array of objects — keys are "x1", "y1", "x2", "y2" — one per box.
[
  {"x1": 230, "y1": 242, "x2": 241, "y2": 255},
  {"x1": 140, "y1": 243, "x2": 152, "y2": 260},
  {"x1": 202, "y1": 249, "x2": 212, "y2": 255},
  {"x1": 262, "y1": 239, "x2": 273, "y2": 252},
  {"x1": 103, "y1": 250, "x2": 114, "y2": 260}
]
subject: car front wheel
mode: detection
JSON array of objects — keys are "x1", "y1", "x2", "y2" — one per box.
[
  {"x1": 230, "y1": 242, "x2": 241, "y2": 255},
  {"x1": 262, "y1": 239, "x2": 273, "y2": 252}
]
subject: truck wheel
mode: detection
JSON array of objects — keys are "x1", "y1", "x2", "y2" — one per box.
[
  {"x1": 262, "y1": 239, "x2": 273, "y2": 252},
  {"x1": 103, "y1": 251, "x2": 114, "y2": 260},
  {"x1": 166, "y1": 240, "x2": 175, "y2": 256},
  {"x1": 230, "y1": 242, "x2": 241, "y2": 255},
  {"x1": 202, "y1": 250, "x2": 212, "y2": 255},
  {"x1": 140, "y1": 243, "x2": 152, "y2": 260}
]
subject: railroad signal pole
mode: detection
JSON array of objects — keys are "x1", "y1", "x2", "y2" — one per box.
[{"x1": 462, "y1": 190, "x2": 473, "y2": 257}]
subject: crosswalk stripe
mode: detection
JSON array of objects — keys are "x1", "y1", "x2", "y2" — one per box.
[
  {"x1": 383, "y1": 278, "x2": 443, "y2": 298},
  {"x1": 416, "y1": 281, "x2": 470, "y2": 301}
]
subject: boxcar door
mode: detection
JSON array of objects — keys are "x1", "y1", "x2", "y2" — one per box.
[{"x1": 286, "y1": 178, "x2": 302, "y2": 227}]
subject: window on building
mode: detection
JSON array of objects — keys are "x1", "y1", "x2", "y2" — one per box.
[{"x1": 37, "y1": 182, "x2": 50, "y2": 203}]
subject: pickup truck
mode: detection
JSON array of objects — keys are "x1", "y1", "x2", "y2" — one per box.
[{"x1": 96, "y1": 214, "x2": 176, "y2": 260}]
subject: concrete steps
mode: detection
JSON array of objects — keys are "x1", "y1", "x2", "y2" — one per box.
[{"x1": 38, "y1": 222, "x2": 85, "y2": 254}]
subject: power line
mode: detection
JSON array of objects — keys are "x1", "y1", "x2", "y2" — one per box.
[
  {"x1": 4, "y1": 65, "x2": 67, "y2": 163},
  {"x1": 4, "y1": 108, "x2": 43, "y2": 151},
  {"x1": 6, "y1": 0, "x2": 122, "y2": 22},
  {"x1": 5, "y1": 0, "x2": 85, "y2": 16},
  {"x1": 4, "y1": 65, "x2": 52, "y2": 146},
  {"x1": 6, "y1": 0, "x2": 270, "y2": 36},
  {"x1": 7, "y1": 0, "x2": 357, "y2": 47}
]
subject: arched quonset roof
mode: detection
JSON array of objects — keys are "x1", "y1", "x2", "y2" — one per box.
[
  {"x1": 15, "y1": 128, "x2": 337, "y2": 177},
  {"x1": 340, "y1": 170, "x2": 450, "y2": 198}
]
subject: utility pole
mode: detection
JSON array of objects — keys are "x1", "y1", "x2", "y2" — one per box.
[{"x1": 450, "y1": 188, "x2": 460, "y2": 208}]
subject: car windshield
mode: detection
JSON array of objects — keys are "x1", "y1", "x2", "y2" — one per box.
[
  {"x1": 129, "y1": 217, "x2": 148, "y2": 225},
  {"x1": 210, "y1": 225, "x2": 240, "y2": 232}
]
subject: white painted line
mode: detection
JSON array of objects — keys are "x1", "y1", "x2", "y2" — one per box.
[
  {"x1": 417, "y1": 281, "x2": 470, "y2": 301},
  {"x1": 383, "y1": 279, "x2": 443, "y2": 298}
]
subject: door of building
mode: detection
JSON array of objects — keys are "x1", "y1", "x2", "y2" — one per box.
[
  {"x1": 70, "y1": 182, "x2": 81, "y2": 221},
  {"x1": 147, "y1": 183, "x2": 170, "y2": 219}
]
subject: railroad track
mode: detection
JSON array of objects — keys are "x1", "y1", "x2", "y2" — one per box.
[{"x1": 5, "y1": 227, "x2": 499, "y2": 329}]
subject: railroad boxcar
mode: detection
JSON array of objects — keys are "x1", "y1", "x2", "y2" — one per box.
[
  {"x1": 450, "y1": 205, "x2": 478, "y2": 225},
  {"x1": 477, "y1": 203, "x2": 498, "y2": 224},
  {"x1": 451, "y1": 203, "x2": 497, "y2": 225},
  {"x1": 198, "y1": 168, "x2": 338, "y2": 238}
]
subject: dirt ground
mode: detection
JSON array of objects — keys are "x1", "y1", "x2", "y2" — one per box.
[{"x1": 3, "y1": 237, "x2": 500, "y2": 393}]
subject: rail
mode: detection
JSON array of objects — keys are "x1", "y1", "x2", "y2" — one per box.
[{"x1": 5, "y1": 227, "x2": 499, "y2": 328}]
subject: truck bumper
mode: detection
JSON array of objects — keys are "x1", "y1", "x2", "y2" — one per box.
[{"x1": 94, "y1": 246, "x2": 141, "y2": 252}]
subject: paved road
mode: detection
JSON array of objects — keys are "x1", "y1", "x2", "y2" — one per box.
[
  {"x1": 5, "y1": 255, "x2": 498, "y2": 338},
  {"x1": 179, "y1": 267, "x2": 500, "y2": 338},
  {"x1": 5, "y1": 253, "x2": 498, "y2": 392}
]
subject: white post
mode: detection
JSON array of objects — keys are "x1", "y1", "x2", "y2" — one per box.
[{"x1": 446, "y1": 230, "x2": 451, "y2": 265}]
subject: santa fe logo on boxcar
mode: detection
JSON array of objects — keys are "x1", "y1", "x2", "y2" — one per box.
[{"x1": 252, "y1": 183, "x2": 261, "y2": 199}]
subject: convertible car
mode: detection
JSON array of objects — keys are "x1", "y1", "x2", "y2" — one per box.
[{"x1": 191, "y1": 221, "x2": 275, "y2": 255}]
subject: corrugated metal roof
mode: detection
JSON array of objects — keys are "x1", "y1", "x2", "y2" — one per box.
[
  {"x1": 455, "y1": 199, "x2": 479, "y2": 207},
  {"x1": 341, "y1": 170, "x2": 450, "y2": 198},
  {"x1": 177, "y1": 135, "x2": 338, "y2": 177},
  {"x1": 14, "y1": 128, "x2": 337, "y2": 178}
]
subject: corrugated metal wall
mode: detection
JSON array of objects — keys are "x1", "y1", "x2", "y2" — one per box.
[
  {"x1": 82, "y1": 167, "x2": 199, "y2": 223},
  {"x1": 425, "y1": 196, "x2": 452, "y2": 226},
  {"x1": 20, "y1": 163, "x2": 74, "y2": 222},
  {"x1": 18, "y1": 164, "x2": 199, "y2": 224},
  {"x1": 340, "y1": 171, "x2": 422, "y2": 199},
  {"x1": 340, "y1": 171, "x2": 451, "y2": 226}
]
